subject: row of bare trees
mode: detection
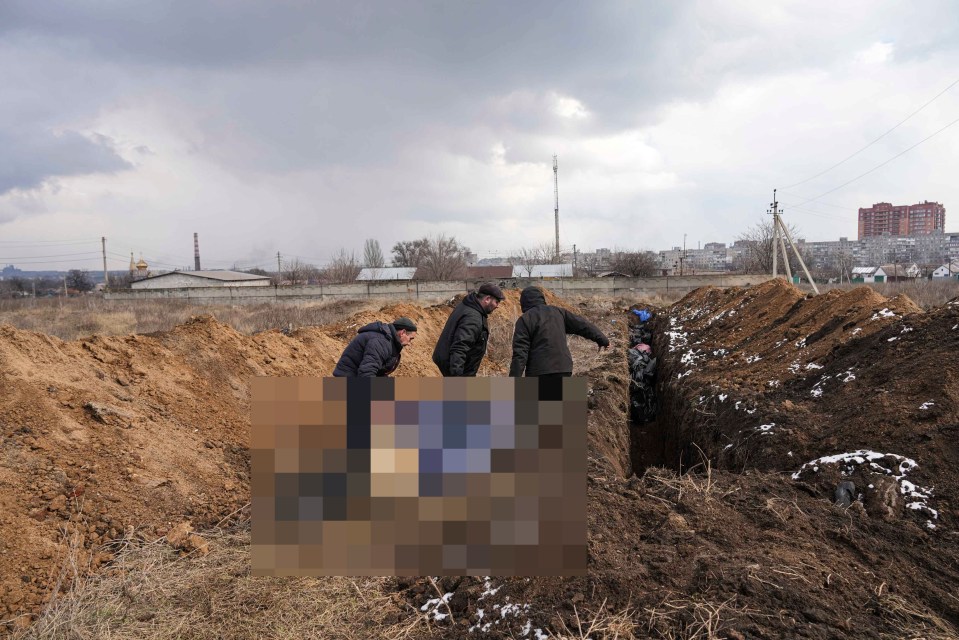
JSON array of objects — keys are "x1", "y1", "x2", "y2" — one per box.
[{"x1": 238, "y1": 235, "x2": 472, "y2": 285}]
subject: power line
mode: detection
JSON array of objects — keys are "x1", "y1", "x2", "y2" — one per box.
[
  {"x1": 782, "y1": 76, "x2": 959, "y2": 189},
  {"x1": 0, "y1": 251, "x2": 103, "y2": 260},
  {"x1": 0, "y1": 238, "x2": 100, "y2": 245},
  {"x1": 790, "y1": 113, "x2": 959, "y2": 209}
]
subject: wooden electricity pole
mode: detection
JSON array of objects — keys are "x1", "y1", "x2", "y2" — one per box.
[{"x1": 768, "y1": 189, "x2": 819, "y2": 294}]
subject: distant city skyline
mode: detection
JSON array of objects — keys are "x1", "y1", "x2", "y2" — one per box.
[{"x1": 2, "y1": 2, "x2": 959, "y2": 271}]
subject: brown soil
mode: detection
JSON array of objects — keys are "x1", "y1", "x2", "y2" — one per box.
[{"x1": 2, "y1": 281, "x2": 958, "y2": 639}]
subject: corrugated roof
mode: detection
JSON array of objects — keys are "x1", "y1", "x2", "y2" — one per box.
[
  {"x1": 356, "y1": 267, "x2": 417, "y2": 281},
  {"x1": 512, "y1": 264, "x2": 573, "y2": 278},
  {"x1": 137, "y1": 270, "x2": 270, "y2": 282}
]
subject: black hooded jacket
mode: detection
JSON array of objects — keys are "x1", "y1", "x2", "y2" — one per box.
[
  {"x1": 509, "y1": 287, "x2": 609, "y2": 377},
  {"x1": 333, "y1": 321, "x2": 403, "y2": 377},
  {"x1": 432, "y1": 292, "x2": 490, "y2": 376}
]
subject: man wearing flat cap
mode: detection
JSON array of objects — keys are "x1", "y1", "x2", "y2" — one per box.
[
  {"x1": 432, "y1": 282, "x2": 504, "y2": 377},
  {"x1": 333, "y1": 317, "x2": 417, "y2": 377}
]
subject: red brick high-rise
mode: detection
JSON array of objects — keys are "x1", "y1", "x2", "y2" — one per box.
[{"x1": 858, "y1": 201, "x2": 945, "y2": 239}]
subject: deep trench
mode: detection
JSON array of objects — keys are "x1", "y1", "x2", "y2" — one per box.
[{"x1": 626, "y1": 310, "x2": 686, "y2": 476}]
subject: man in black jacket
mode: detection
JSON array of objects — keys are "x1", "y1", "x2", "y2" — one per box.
[
  {"x1": 432, "y1": 283, "x2": 505, "y2": 376},
  {"x1": 333, "y1": 317, "x2": 417, "y2": 377},
  {"x1": 509, "y1": 286, "x2": 609, "y2": 378}
]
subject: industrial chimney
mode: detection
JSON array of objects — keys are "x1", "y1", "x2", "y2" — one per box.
[{"x1": 194, "y1": 233, "x2": 201, "y2": 271}]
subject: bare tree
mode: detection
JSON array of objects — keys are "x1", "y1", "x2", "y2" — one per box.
[
  {"x1": 734, "y1": 218, "x2": 802, "y2": 275},
  {"x1": 319, "y1": 249, "x2": 362, "y2": 284},
  {"x1": 608, "y1": 250, "x2": 659, "y2": 277},
  {"x1": 391, "y1": 238, "x2": 430, "y2": 268},
  {"x1": 364, "y1": 239, "x2": 385, "y2": 268},
  {"x1": 417, "y1": 235, "x2": 469, "y2": 280},
  {"x1": 245, "y1": 267, "x2": 281, "y2": 286},
  {"x1": 576, "y1": 254, "x2": 601, "y2": 278},
  {"x1": 514, "y1": 242, "x2": 555, "y2": 277},
  {"x1": 282, "y1": 258, "x2": 315, "y2": 285}
]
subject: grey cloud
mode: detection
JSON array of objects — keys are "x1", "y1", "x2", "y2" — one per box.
[{"x1": 0, "y1": 130, "x2": 132, "y2": 194}]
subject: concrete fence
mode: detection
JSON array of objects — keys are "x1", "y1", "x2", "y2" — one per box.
[{"x1": 104, "y1": 274, "x2": 774, "y2": 304}]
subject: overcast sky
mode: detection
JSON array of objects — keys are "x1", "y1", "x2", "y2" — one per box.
[{"x1": 2, "y1": 1, "x2": 959, "y2": 272}]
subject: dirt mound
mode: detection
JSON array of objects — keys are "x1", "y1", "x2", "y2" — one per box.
[
  {"x1": 653, "y1": 282, "x2": 958, "y2": 511},
  {"x1": 0, "y1": 287, "x2": 562, "y2": 626}
]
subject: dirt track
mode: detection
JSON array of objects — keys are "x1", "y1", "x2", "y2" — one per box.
[{"x1": 1, "y1": 282, "x2": 958, "y2": 638}]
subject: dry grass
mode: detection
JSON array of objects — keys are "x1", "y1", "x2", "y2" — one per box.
[
  {"x1": 551, "y1": 600, "x2": 638, "y2": 639},
  {"x1": 15, "y1": 523, "x2": 427, "y2": 640},
  {"x1": 871, "y1": 585, "x2": 958, "y2": 640},
  {"x1": 644, "y1": 594, "x2": 757, "y2": 640},
  {"x1": 484, "y1": 304, "x2": 519, "y2": 371},
  {"x1": 644, "y1": 448, "x2": 738, "y2": 504},
  {"x1": 0, "y1": 297, "x2": 379, "y2": 340}
]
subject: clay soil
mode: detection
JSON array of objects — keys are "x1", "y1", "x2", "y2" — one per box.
[{"x1": 1, "y1": 282, "x2": 958, "y2": 639}]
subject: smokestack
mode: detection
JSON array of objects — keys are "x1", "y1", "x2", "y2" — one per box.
[{"x1": 194, "y1": 233, "x2": 201, "y2": 271}]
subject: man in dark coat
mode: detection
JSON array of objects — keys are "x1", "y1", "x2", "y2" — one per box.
[
  {"x1": 432, "y1": 283, "x2": 505, "y2": 377},
  {"x1": 333, "y1": 317, "x2": 417, "y2": 377},
  {"x1": 509, "y1": 286, "x2": 609, "y2": 378}
]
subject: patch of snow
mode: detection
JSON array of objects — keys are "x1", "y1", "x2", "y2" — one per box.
[
  {"x1": 677, "y1": 370, "x2": 692, "y2": 379},
  {"x1": 422, "y1": 590, "x2": 454, "y2": 622},
  {"x1": 795, "y1": 337, "x2": 807, "y2": 348},
  {"x1": 746, "y1": 408, "x2": 756, "y2": 414},
  {"x1": 870, "y1": 308, "x2": 896, "y2": 321},
  {"x1": 478, "y1": 578, "x2": 500, "y2": 599},
  {"x1": 723, "y1": 444, "x2": 733, "y2": 451},
  {"x1": 787, "y1": 451, "x2": 793, "y2": 457},
  {"x1": 734, "y1": 400, "x2": 741, "y2": 410},
  {"x1": 775, "y1": 339, "x2": 787, "y2": 348},
  {"x1": 767, "y1": 380, "x2": 780, "y2": 388},
  {"x1": 887, "y1": 336, "x2": 898, "y2": 342},
  {"x1": 841, "y1": 370, "x2": 856, "y2": 383},
  {"x1": 900, "y1": 326, "x2": 913, "y2": 334},
  {"x1": 712, "y1": 348, "x2": 728, "y2": 357},
  {"x1": 805, "y1": 362, "x2": 823, "y2": 370},
  {"x1": 468, "y1": 584, "x2": 538, "y2": 635},
  {"x1": 718, "y1": 394, "x2": 727, "y2": 402},
  {"x1": 851, "y1": 327, "x2": 863, "y2": 335},
  {"x1": 680, "y1": 349, "x2": 703, "y2": 367},
  {"x1": 756, "y1": 423, "x2": 775, "y2": 435},
  {"x1": 745, "y1": 354, "x2": 762, "y2": 364},
  {"x1": 792, "y1": 450, "x2": 937, "y2": 528},
  {"x1": 919, "y1": 401, "x2": 935, "y2": 410},
  {"x1": 787, "y1": 361, "x2": 801, "y2": 374}
]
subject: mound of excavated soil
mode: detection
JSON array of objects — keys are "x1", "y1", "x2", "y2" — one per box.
[
  {"x1": 394, "y1": 282, "x2": 959, "y2": 639},
  {"x1": 0, "y1": 288, "x2": 588, "y2": 628}
]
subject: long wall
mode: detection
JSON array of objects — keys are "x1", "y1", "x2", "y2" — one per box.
[{"x1": 104, "y1": 274, "x2": 774, "y2": 303}]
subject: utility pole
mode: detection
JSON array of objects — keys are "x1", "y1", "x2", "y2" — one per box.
[
  {"x1": 277, "y1": 252, "x2": 282, "y2": 275},
  {"x1": 553, "y1": 155, "x2": 560, "y2": 262},
  {"x1": 101, "y1": 236, "x2": 109, "y2": 289},
  {"x1": 573, "y1": 244, "x2": 577, "y2": 274},
  {"x1": 768, "y1": 189, "x2": 819, "y2": 294},
  {"x1": 681, "y1": 233, "x2": 687, "y2": 276}
]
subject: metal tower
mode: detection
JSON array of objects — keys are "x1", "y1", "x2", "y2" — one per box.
[{"x1": 553, "y1": 155, "x2": 560, "y2": 262}]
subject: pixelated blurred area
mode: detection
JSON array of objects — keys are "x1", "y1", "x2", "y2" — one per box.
[{"x1": 251, "y1": 377, "x2": 586, "y2": 576}]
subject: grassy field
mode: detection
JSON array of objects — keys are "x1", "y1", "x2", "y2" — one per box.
[{"x1": 0, "y1": 279, "x2": 954, "y2": 341}]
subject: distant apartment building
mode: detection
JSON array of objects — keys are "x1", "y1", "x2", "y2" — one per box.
[{"x1": 858, "y1": 201, "x2": 945, "y2": 239}]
